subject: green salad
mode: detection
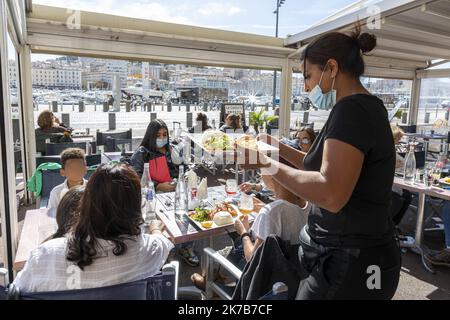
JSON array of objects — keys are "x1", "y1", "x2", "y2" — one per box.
[
  {"x1": 188, "y1": 207, "x2": 212, "y2": 222},
  {"x1": 203, "y1": 134, "x2": 233, "y2": 151}
]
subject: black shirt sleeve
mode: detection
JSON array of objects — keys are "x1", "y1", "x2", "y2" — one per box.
[{"x1": 325, "y1": 98, "x2": 374, "y2": 155}]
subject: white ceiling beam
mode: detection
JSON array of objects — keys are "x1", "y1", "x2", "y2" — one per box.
[
  {"x1": 376, "y1": 38, "x2": 450, "y2": 60},
  {"x1": 364, "y1": 66, "x2": 416, "y2": 79},
  {"x1": 382, "y1": 15, "x2": 450, "y2": 39},
  {"x1": 27, "y1": 33, "x2": 286, "y2": 70},
  {"x1": 364, "y1": 55, "x2": 428, "y2": 69},
  {"x1": 422, "y1": 0, "x2": 450, "y2": 19},
  {"x1": 416, "y1": 68, "x2": 450, "y2": 78},
  {"x1": 376, "y1": 32, "x2": 450, "y2": 53},
  {"x1": 285, "y1": 0, "x2": 436, "y2": 46},
  {"x1": 27, "y1": 20, "x2": 294, "y2": 59},
  {"x1": 426, "y1": 59, "x2": 449, "y2": 68},
  {"x1": 372, "y1": 48, "x2": 431, "y2": 62}
]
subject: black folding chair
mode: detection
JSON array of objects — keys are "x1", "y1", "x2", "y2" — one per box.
[
  {"x1": 96, "y1": 129, "x2": 132, "y2": 147},
  {"x1": 45, "y1": 142, "x2": 97, "y2": 156},
  {"x1": 36, "y1": 154, "x2": 101, "y2": 167},
  {"x1": 203, "y1": 247, "x2": 288, "y2": 300},
  {"x1": 1, "y1": 262, "x2": 201, "y2": 300}
]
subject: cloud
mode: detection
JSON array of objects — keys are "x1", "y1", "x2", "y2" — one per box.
[{"x1": 198, "y1": 3, "x2": 243, "y2": 16}]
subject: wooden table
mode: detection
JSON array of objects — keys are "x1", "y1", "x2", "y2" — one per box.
[
  {"x1": 14, "y1": 208, "x2": 58, "y2": 271},
  {"x1": 393, "y1": 176, "x2": 450, "y2": 273}
]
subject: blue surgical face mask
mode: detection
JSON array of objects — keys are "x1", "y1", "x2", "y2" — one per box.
[
  {"x1": 156, "y1": 137, "x2": 168, "y2": 148},
  {"x1": 308, "y1": 63, "x2": 336, "y2": 110}
]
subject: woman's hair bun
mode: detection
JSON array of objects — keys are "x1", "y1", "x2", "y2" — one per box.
[{"x1": 357, "y1": 32, "x2": 377, "y2": 53}]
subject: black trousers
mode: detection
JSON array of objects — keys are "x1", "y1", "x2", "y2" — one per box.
[{"x1": 297, "y1": 239, "x2": 401, "y2": 300}]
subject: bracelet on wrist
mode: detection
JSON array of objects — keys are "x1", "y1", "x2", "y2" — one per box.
[{"x1": 240, "y1": 232, "x2": 251, "y2": 241}]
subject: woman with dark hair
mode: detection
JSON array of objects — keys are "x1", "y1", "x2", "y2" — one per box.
[
  {"x1": 242, "y1": 26, "x2": 400, "y2": 299},
  {"x1": 35, "y1": 110, "x2": 72, "y2": 155},
  {"x1": 44, "y1": 185, "x2": 85, "y2": 242},
  {"x1": 131, "y1": 119, "x2": 198, "y2": 266},
  {"x1": 13, "y1": 163, "x2": 173, "y2": 292},
  {"x1": 130, "y1": 119, "x2": 181, "y2": 192},
  {"x1": 189, "y1": 112, "x2": 212, "y2": 133},
  {"x1": 220, "y1": 113, "x2": 242, "y2": 132},
  {"x1": 294, "y1": 127, "x2": 316, "y2": 153}
]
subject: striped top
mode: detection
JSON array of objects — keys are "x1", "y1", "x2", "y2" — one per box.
[{"x1": 13, "y1": 233, "x2": 174, "y2": 293}]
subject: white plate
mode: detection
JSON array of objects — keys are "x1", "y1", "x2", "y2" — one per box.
[{"x1": 187, "y1": 204, "x2": 256, "y2": 231}]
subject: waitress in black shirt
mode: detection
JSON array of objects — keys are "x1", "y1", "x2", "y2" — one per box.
[{"x1": 247, "y1": 27, "x2": 401, "y2": 299}]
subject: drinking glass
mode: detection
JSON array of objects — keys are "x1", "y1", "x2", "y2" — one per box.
[
  {"x1": 424, "y1": 166, "x2": 433, "y2": 188},
  {"x1": 239, "y1": 192, "x2": 254, "y2": 215},
  {"x1": 432, "y1": 165, "x2": 442, "y2": 186},
  {"x1": 415, "y1": 169, "x2": 423, "y2": 185},
  {"x1": 225, "y1": 179, "x2": 238, "y2": 197}
]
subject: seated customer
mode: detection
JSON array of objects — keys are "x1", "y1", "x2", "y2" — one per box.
[
  {"x1": 13, "y1": 163, "x2": 173, "y2": 292},
  {"x1": 392, "y1": 125, "x2": 406, "y2": 171},
  {"x1": 35, "y1": 110, "x2": 72, "y2": 155},
  {"x1": 47, "y1": 148, "x2": 88, "y2": 209},
  {"x1": 295, "y1": 127, "x2": 316, "y2": 152},
  {"x1": 45, "y1": 185, "x2": 84, "y2": 242},
  {"x1": 191, "y1": 180, "x2": 310, "y2": 288},
  {"x1": 266, "y1": 107, "x2": 279, "y2": 134},
  {"x1": 130, "y1": 122, "x2": 198, "y2": 266},
  {"x1": 189, "y1": 112, "x2": 212, "y2": 133},
  {"x1": 220, "y1": 114, "x2": 242, "y2": 133},
  {"x1": 131, "y1": 119, "x2": 181, "y2": 193},
  {"x1": 280, "y1": 127, "x2": 316, "y2": 152},
  {"x1": 236, "y1": 182, "x2": 310, "y2": 261}
]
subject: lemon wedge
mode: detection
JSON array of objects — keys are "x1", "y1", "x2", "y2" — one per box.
[{"x1": 201, "y1": 221, "x2": 213, "y2": 229}]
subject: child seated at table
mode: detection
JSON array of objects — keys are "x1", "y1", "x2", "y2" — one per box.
[
  {"x1": 44, "y1": 185, "x2": 85, "y2": 242},
  {"x1": 47, "y1": 148, "x2": 87, "y2": 209},
  {"x1": 190, "y1": 179, "x2": 311, "y2": 290}
]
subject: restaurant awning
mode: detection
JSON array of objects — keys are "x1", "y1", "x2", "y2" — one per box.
[
  {"x1": 26, "y1": 4, "x2": 296, "y2": 70},
  {"x1": 286, "y1": 0, "x2": 450, "y2": 79}
]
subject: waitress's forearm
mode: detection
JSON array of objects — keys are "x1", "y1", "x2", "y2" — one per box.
[
  {"x1": 263, "y1": 159, "x2": 337, "y2": 212},
  {"x1": 278, "y1": 143, "x2": 306, "y2": 169}
]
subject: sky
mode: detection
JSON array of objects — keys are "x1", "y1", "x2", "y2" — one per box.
[{"x1": 30, "y1": 0, "x2": 358, "y2": 61}]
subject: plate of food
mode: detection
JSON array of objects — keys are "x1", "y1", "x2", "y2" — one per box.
[
  {"x1": 235, "y1": 135, "x2": 258, "y2": 150},
  {"x1": 439, "y1": 177, "x2": 450, "y2": 186},
  {"x1": 187, "y1": 201, "x2": 254, "y2": 230},
  {"x1": 201, "y1": 130, "x2": 234, "y2": 152}
]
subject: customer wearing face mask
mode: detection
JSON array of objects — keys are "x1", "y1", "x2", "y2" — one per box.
[
  {"x1": 239, "y1": 25, "x2": 400, "y2": 300},
  {"x1": 294, "y1": 127, "x2": 316, "y2": 152},
  {"x1": 131, "y1": 119, "x2": 180, "y2": 193},
  {"x1": 130, "y1": 119, "x2": 199, "y2": 267}
]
